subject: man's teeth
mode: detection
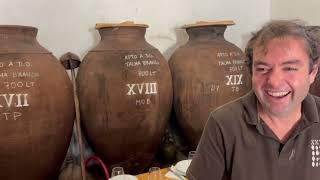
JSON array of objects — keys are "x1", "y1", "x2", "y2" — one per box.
[{"x1": 267, "y1": 91, "x2": 289, "y2": 97}]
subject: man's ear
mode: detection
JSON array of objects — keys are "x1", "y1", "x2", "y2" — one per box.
[{"x1": 310, "y1": 59, "x2": 319, "y2": 83}]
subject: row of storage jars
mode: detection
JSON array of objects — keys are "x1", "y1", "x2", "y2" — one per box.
[{"x1": 0, "y1": 21, "x2": 319, "y2": 179}]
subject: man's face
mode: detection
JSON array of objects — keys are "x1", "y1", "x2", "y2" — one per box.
[{"x1": 252, "y1": 36, "x2": 318, "y2": 117}]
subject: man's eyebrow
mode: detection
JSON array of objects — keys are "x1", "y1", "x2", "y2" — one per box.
[
  {"x1": 281, "y1": 59, "x2": 302, "y2": 65},
  {"x1": 253, "y1": 60, "x2": 269, "y2": 66},
  {"x1": 253, "y1": 59, "x2": 302, "y2": 66}
]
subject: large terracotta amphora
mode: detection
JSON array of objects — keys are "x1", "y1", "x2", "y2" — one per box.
[
  {"x1": 169, "y1": 21, "x2": 251, "y2": 149},
  {"x1": 77, "y1": 22, "x2": 172, "y2": 174},
  {"x1": 0, "y1": 25, "x2": 74, "y2": 179}
]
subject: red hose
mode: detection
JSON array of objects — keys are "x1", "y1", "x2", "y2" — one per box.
[{"x1": 85, "y1": 156, "x2": 110, "y2": 179}]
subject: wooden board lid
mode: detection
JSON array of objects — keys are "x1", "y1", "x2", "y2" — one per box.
[
  {"x1": 182, "y1": 20, "x2": 235, "y2": 29},
  {"x1": 96, "y1": 21, "x2": 149, "y2": 29}
]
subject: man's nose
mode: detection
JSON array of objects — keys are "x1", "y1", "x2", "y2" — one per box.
[{"x1": 267, "y1": 69, "x2": 283, "y2": 87}]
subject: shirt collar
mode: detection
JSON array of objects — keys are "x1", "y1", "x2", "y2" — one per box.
[
  {"x1": 301, "y1": 93, "x2": 320, "y2": 123},
  {"x1": 241, "y1": 90, "x2": 259, "y2": 125}
]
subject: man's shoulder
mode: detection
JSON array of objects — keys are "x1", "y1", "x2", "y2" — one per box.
[
  {"x1": 209, "y1": 97, "x2": 248, "y2": 126},
  {"x1": 212, "y1": 98, "x2": 244, "y2": 118},
  {"x1": 207, "y1": 91, "x2": 257, "y2": 129}
]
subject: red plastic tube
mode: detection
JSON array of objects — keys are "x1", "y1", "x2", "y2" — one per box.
[{"x1": 85, "y1": 155, "x2": 110, "y2": 179}]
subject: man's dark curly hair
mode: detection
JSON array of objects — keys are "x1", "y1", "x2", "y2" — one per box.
[{"x1": 245, "y1": 20, "x2": 320, "y2": 74}]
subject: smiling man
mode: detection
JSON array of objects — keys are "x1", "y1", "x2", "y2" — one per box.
[{"x1": 186, "y1": 20, "x2": 320, "y2": 180}]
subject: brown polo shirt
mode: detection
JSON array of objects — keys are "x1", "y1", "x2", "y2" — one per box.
[{"x1": 187, "y1": 91, "x2": 320, "y2": 180}]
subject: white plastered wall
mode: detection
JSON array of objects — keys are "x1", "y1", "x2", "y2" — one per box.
[
  {"x1": 0, "y1": 0, "x2": 270, "y2": 60},
  {"x1": 271, "y1": 0, "x2": 320, "y2": 25}
]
